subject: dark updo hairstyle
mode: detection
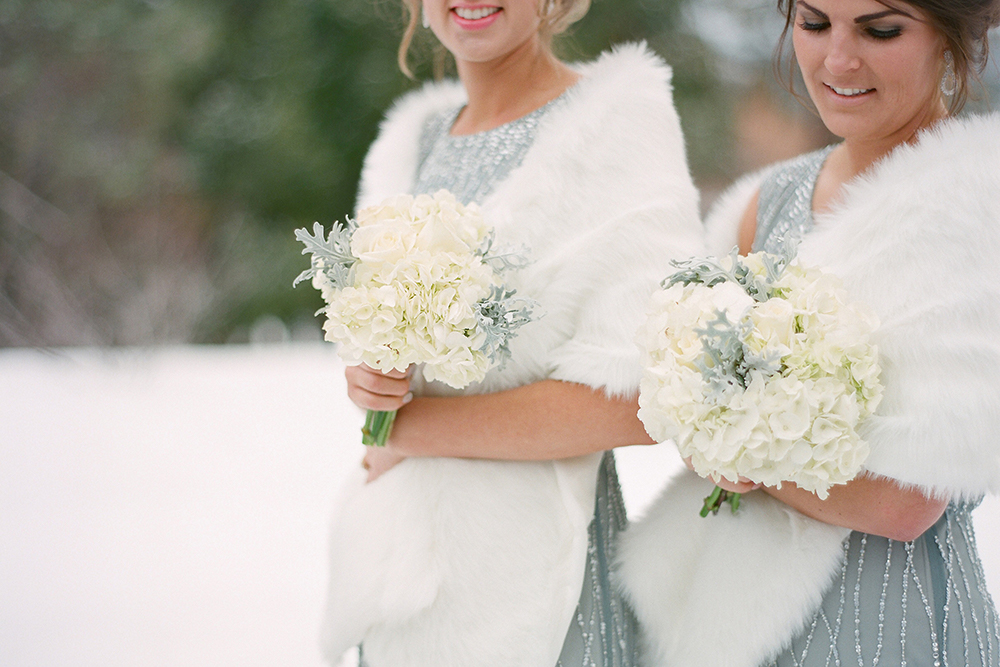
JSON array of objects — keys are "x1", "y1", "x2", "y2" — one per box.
[
  {"x1": 775, "y1": 0, "x2": 1000, "y2": 113},
  {"x1": 396, "y1": 0, "x2": 592, "y2": 78}
]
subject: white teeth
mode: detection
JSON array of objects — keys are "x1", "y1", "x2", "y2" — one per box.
[
  {"x1": 830, "y1": 85, "x2": 872, "y2": 96},
  {"x1": 454, "y1": 6, "x2": 501, "y2": 20}
]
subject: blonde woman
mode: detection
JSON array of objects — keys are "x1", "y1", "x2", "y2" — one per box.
[{"x1": 321, "y1": 2, "x2": 702, "y2": 666}]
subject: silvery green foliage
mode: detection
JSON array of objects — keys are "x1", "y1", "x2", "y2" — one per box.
[
  {"x1": 479, "y1": 230, "x2": 532, "y2": 274},
  {"x1": 666, "y1": 247, "x2": 789, "y2": 302},
  {"x1": 293, "y1": 220, "x2": 357, "y2": 291},
  {"x1": 670, "y1": 248, "x2": 790, "y2": 402},
  {"x1": 695, "y1": 311, "x2": 784, "y2": 405},
  {"x1": 475, "y1": 285, "x2": 535, "y2": 368}
]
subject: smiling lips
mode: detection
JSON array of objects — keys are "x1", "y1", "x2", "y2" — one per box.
[
  {"x1": 827, "y1": 84, "x2": 874, "y2": 97},
  {"x1": 451, "y1": 4, "x2": 502, "y2": 29},
  {"x1": 453, "y1": 6, "x2": 501, "y2": 20}
]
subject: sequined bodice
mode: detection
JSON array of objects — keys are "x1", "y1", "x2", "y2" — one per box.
[
  {"x1": 412, "y1": 98, "x2": 562, "y2": 206},
  {"x1": 753, "y1": 145, "x2": 835, "y2": 255}
]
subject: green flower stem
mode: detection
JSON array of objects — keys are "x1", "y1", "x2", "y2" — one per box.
[
  {"x1": 700, "y1": 486, "x2": 742, "y2": 517},
  {"x1": 362, "y1": 409, "x2": 397, "y2": 447}
]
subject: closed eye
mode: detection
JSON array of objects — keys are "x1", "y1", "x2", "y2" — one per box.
[
  {"x1": 798, "y1": 18, "x2": 830, "y2": 32},
  {"x1": 865, "y1": 25, "x2": 902, "y2": 40}
]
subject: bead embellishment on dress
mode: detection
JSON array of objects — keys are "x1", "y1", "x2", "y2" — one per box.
[
  {"x1": 763, "y1": 504, "x2": 998, "y2": 666},
  {"x1": 555, "y1": 452, "x2": 638, "y2": 667},
  {"x1": 413, "y1": 97, "x2": 566, "y2": 205}
]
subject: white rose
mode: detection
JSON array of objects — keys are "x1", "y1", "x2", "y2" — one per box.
[
  {"x1": 749, "y1": 297, "x2": 796, "y2": 351},
  {"x1": 356, "y1": 196, "x2": 413, "y2": 226},
  {"x1": 351, "y1": 219, "x2": 417, "y2": 265}
]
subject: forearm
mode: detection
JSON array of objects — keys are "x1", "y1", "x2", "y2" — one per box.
[
  {"x1": 759, "y1": 473, "x2": 948, "y2": 542},
  {"x1": 385, "y1": 379, "x2": 654, "y2": 460}
]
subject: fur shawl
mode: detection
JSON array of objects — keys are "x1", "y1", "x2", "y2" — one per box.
[
  {"x1": 618, "y1": 113, "x2": 1000, "y2": 667},
  {"x1": 321, "y1": 44, "x2": 703, "y2": 667}
]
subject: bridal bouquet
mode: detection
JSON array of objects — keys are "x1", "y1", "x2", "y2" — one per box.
[
  {"x1": 294, "y1": 190, "x2": 534, "y2": 446},
  {"x1": 636, "y1": 250, "x2": 883, "y2": 516}
]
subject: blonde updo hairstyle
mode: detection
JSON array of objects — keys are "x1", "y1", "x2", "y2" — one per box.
[
  {"x1": 397, "y1": 0, "x2": 592, "y2": 78},
  {"x1": 775, "y1": 0, "x2": 1000, "y2": 113}
]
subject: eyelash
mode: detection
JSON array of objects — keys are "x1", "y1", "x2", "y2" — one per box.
[
  {"x1": 866, "y1": 26, "x2": 902, "y2": 40},
  {"x1": 798, "y1": 19, "x2": 829, "y2": 32},
  {"x1": 796, "y1": 19, "x2": 903, "y2": 40}
]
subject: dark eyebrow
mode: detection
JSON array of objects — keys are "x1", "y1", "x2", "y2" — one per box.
[
  {"x1": 796, "y1": 2, "x2": 914, "y2": 23},
  {"x1": 854, "y1": 8, "x2": 914, "y2": 24}
]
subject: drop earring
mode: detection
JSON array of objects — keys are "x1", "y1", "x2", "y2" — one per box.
[
  {"x1": 422, "y1": 4, "x2": 431, "y2": 29},
  {"x1": 941, "y1": 50, "x2": 957, "y2": 96}
]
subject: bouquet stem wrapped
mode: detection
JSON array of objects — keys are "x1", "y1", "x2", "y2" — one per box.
[
  {"x1": 636, "y1": 250, "x2": 883, "y2": 515},
  {"x1": 362, "y1": 410, "x2": 396, "y2": 448},
  {"x1": 295, "y1": 190, "x2": 534, "y2": 447}
]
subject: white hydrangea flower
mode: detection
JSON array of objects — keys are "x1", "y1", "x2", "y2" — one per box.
[
  {"x1": 296, "y1": 190, "x2": 532, "y2": 393},
  {"x1": 637, "y1": 252, "x2": 883, "y2": 500}
]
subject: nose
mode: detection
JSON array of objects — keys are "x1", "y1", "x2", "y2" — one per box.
[{"x1": 824, "y1": 30, "x2": 862, "y2": 76}]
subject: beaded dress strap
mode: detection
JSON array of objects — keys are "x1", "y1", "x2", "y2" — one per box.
[{"x1": 753, "y1": 145, "x2": 836, "y2": 256}]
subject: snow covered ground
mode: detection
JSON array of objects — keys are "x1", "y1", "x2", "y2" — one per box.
[{"x1": 2, "y1": 344, "x2": 999, "y2": 666}]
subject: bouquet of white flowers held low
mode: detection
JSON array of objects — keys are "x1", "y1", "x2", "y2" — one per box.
[
  {"x1": 636, "y1": 250, "x2": 883, "y2": 516},
  {"x1": 294, "y1": 190, "x2": 535, "y2": 447}
]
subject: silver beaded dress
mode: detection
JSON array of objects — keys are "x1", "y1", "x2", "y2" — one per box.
[
  {"x1": 359, "y1": 101, "x2": 639, "y2": 667},
  {"x1": 755, "y1": 147, "x2": 1000, "y2": 667}
]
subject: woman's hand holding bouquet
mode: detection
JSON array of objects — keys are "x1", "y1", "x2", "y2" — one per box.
[
  {"x1": 296, "y1": 190, "x2": 534, "y2": 446},
  {"x1": 636, "y1": 250, "x2": 883, "y2": 516}
]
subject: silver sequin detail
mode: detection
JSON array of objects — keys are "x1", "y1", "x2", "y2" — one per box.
[
  {"x1": 753, "y1": 145, "x2": 836, "y2": 255},
  {"x1": 556, "y1": 451, "x2": 640, "y2": 667},
  {"x1": 764, "y1": 503, "x2": 999, "y2": 667},
  {"x1": 412, "y1": 98, "x2": 563, "y2": 205}
]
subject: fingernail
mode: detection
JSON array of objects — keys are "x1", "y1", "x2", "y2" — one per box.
[{"x1": 402, "y1": 392, "x2": 413, "y2": 405}]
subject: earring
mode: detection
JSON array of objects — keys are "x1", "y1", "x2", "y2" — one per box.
[
  {"x1": 941, "y1": 50, "x2": 957, "y2": 96},
  {"x1": 422, "y1": 3, "x2": 430, "y2": 29},
  {"x1": 540, "y1": 0, "x2": 556, "y2": 21}
]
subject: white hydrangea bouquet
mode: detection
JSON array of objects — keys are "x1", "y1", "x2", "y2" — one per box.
[
  {"x1": 294, "y1": 189, "x2": 534, "y2": 447},
  {"x1": 636, "y1": 250, "x2": 883, "y2": 516}
]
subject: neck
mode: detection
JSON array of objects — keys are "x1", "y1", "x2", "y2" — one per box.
[
  {"x1": 838, "y1": 100, "x2": 950, "y2": 179},
  {"x1": 452, "y1": 37, "x2": 578, "y2": 135}
]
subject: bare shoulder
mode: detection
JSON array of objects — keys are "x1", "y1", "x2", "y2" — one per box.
[{"x1": 737, "y1": 189, "x2": 760, "y2": 256}]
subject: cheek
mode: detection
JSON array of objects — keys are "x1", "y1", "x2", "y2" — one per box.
[
  {"x1": 791, "y1": 33, "x2": 823, "y2": 78},
  {"x1": 884, "y1": 49, "x2": 940, "y2": 99}
]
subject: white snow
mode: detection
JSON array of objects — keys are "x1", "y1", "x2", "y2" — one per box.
[{"x1": 2, "y1": 344, "x2": 998, "y2": 666}]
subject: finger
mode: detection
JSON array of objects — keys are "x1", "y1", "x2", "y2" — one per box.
[
  {"x1": 715, "y1": 479, "x2": 759, "y2": 494},
  {"x1": 346, "y1": 383, "x2": 413, "y2": 412},
  {"x1": 346, "y1": 365, "x2": 412, "y2": 398}
]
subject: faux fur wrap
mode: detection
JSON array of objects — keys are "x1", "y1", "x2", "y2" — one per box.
[
  {"x1": 321, "y1": 44, "x2": 703, "y2": 667},
  {"x1": 619, "y1": 113, "x2": 1000, "y2": 667}
]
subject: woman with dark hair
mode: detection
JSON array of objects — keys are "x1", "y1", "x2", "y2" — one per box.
[
  {"x1": 619, "y1": 1, "x2": 1000, "y2": 666},
  {"x1": 320, "y1": 2, "x2": 702, "y2": 666}
]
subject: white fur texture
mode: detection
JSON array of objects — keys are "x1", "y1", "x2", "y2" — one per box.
[
  {"x1": 799, "y1": 113, "x2": 1000, "y2": 501},
  {"x1": 321, "y1": 44, "x2": 703, "y2": 667},
  {"x1": 702, "y1": 169, "x2": 771, "y2": 256},
  {"x1": 617, "y1": 472, "x2": 850, "y2": 667},
  {"x1": 619, "y1": 113, "x2": 1000, "y2": 667}
]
